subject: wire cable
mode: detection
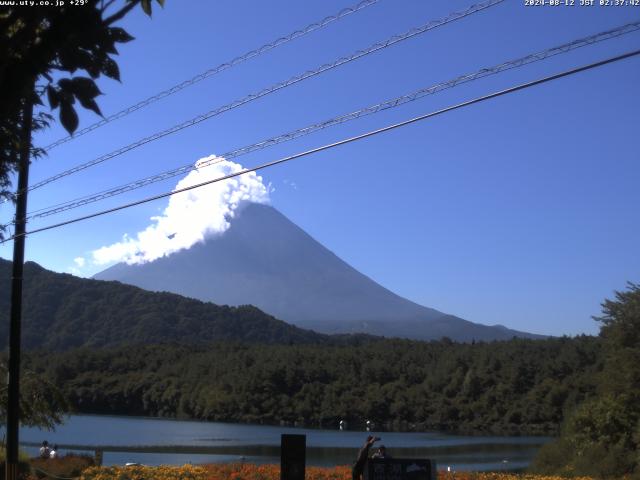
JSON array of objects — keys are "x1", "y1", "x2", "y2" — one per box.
[
  {"x1": 20, "y1": 20, "x2": 640, "y2": 222},
  {"x1": 3, "y1": 48, "x2": 637, "y2": 244},
  {"x1": 42, "y1": 0, "x2": 381, "y2": 152},
  {"x1": 25, "y1": 0, "x2": 504, "y2": 194}
]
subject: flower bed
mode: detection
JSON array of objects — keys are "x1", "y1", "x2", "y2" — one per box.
[
  {"x1": 76, "y1": 463, "x2": 598, "y2": 480},
  {"x1": 79, "y1": 464, "x2": 207, "y2": 480}
]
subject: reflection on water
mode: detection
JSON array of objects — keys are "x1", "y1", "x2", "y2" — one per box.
[{"x1": 17, "y1": 415, "x2": 550, "y2": 471}]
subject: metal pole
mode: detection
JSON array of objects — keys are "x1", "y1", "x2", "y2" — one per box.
[{"x1": 6, "y1": 91, "x2": 33, "y2": 480}]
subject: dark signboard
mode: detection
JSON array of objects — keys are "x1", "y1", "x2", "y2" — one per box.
[
  {"x1": 364, "y1": 458, "x2": 437, "y2": 480},
  {"x1": 281, "y1": 434, "x2": 306, "y2": 480}
]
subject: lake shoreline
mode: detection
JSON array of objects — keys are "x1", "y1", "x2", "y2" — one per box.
[
  {"x1": 16, "y1": 414, "x2": 550, "y2": 471},
  {"x1": 61, "y1": 411, "x2": 559, "y2": 438}
]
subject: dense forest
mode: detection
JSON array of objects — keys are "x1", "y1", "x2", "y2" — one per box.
[
  {"x1": 0, "y1": 259, "x2": 335, "y2": 348},
  {"x1": 21, "y1": 335, "x2": 600, "y2": 436},
  {"x1": 531, "y1": 283, "x2": 640, "y2": 478}
]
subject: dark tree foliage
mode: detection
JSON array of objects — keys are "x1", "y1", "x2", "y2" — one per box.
[
  {"x1": 0, "y1": 361, "x2": 69, "y2": 430},
  {"x1": 597, "y1": 282, "x2": 640, "y2": 398},
  {"x1": 20, "y1": 335, "x2": 602, "y2": 436},
  {"x1": 0, "y1": 259, "x2": 332, "y2": 349},
  {"x1": 0, "y1": 1, "x2": 162, "y2": 428},
  {"x1": 532, "y1": 283, "x2": 640, "y2": 478},
  {"x1": 0, "y1": 0, "x2": 163, "y2": 238}
]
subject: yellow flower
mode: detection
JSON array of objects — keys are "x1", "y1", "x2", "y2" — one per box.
[{"x1": 80, "y1": 463, "x2": 599, "y2": 480}]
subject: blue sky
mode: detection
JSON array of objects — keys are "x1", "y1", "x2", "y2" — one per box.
[{"x1": 1, "y1": 0, "x2": 639, "y2": 336}]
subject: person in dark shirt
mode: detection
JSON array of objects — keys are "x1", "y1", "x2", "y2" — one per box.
[
  {"x1": 371, "y1": 445, "x2": 391, "y2": 459},
  {"x1": 352, "y1": 435, "x2": 380, "y2": 480}
]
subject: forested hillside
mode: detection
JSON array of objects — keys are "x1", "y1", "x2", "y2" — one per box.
[
  {"x1": 22, "y1": 336, "x2": 601, "y2": 435},
  {"x1": 0, "y1": 259, "x2": 329, "y2": 348}
]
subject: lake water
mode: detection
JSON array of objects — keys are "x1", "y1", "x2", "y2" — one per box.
[{"x1": 18, "y1": 415, "x2": 549, "y2": 472}]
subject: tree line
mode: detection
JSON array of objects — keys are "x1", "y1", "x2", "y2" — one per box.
[
  {"x1": 20, "y1": 335, "x2": 601, "y2": 436},
  {"x1": 532, "y1": 283, "x2": 640, "y2": 478}
]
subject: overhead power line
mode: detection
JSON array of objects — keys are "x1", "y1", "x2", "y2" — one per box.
[
  {"x1": 3, "y1": 48, "x2": 638, "y2": 244},
  {"x1": 20, "y1": 21, "x2": 640, "y2": 222},
  {"x1": 25, "y1": 0, "x2": 504, "y2": 194},
  {"x1": 42, "y1": 0, "x2": 381, "y2": 152}
]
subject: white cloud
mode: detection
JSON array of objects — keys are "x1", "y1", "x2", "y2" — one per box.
[
  {"x1": 91, "y1": 156, "x2": 270, "y2": 265},
  {"x1": 67, "y1": 256, "x2": 87, "y2": 276},
  {"x1": 283, "y1": 179, "x2": 298, "y2": 190}
]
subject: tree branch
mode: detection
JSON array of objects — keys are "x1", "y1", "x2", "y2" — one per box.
[
  {"x1": 101, "y1": 0, "x2": 118, "y2": 13},
  {"x1": 104, "y1": 0, "x2": 141, "y2": 26}
]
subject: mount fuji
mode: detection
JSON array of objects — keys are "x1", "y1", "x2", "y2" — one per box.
[{"x1": 94, "y1": 202, "x2": 541, "y2": 341}]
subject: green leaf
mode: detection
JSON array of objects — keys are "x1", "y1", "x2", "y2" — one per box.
[
  {"x1": 103, "y1": 41, "x2": 119, "y2": 55},
  {"x1": 57, "y1": 78, "x2": 73, "y2": 91},
  {"x1": 57, "y1": 80, "x2": 76, "y2": 105},
  {"x1": 86, "y1": 66, "x2": 100, "y2": 79},
  {"x1": 70, "y1": 77, "x2": 102, "y2": 99},
  {"x1": 71, "y1": 49, "x2": 97, "y2": 73},
  {"x1": 109, "y1": 27, "x2": 135, "y2": 44},
  {"x1": 101, "y1": 57, "x2": 120, "y2": 81},
  {"x1": 57, "y1": 50, "x2": 80, "y2": 74},
  {"x1": 141, "y1": 0, "x2": 152, "y2": 16},
  {"x1": 156, "y1": 0, "x2": 165, "y2": 6},
  {"x1": 78, "y1": 97, "x2": 103, "y2": 117},
  {"x1": 59, "y1": 101, "x2": 79, "y2": 134},
  {"x1": 47, "y1": 86, "x2": 60, "y2": 109}
]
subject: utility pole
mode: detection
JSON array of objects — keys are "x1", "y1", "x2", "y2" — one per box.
[{"x1": 5, "y1": 90, "x2": 34, "y2": 480}]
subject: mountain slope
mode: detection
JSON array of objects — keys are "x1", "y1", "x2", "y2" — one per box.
[
  {"x1": 95, "y1": 203, "x2": 541, "y2": 341},
  {"x1": 0, "y1": 258, "x2": 329, "y2": 350}
]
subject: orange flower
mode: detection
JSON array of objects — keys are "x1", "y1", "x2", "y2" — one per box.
[{"x1": 78, "y1": 462, "x2": 599, "y2": 480}]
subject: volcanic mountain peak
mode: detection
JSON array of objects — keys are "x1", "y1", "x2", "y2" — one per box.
[{"x1": 95, "y1": 203, "x2": 542, "y2": 341}]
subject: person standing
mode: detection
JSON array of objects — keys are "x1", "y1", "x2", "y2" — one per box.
[
  {"x1": 371, "y1": 445, "x2": 391, "y2": 459},
  {"x1": 49, "y1": 445, "x2": 59, "y2": 459},
  {"x1": 39, "y1": 441, "x2": 50, "y2": 459},
  {"x1": 352, "y1": 435, "x2": 379, "y2": 480}
]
